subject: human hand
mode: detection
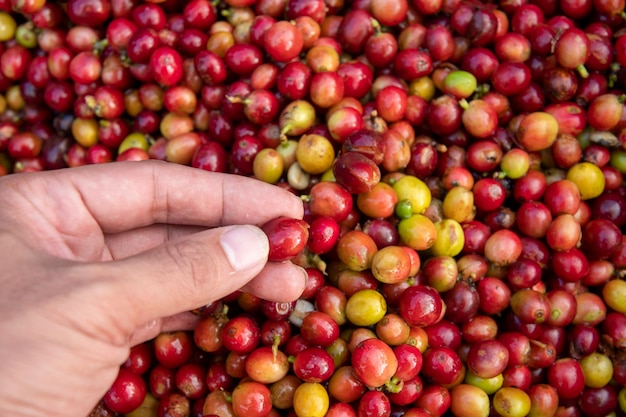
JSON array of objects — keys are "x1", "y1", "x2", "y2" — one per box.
[{"x1": 0, "y1": 160, "x2": 307, "y2": 417}]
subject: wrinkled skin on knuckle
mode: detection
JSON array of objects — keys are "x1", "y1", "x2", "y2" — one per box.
[{"x1": 162, "y1": 238, "x2": 221, "y2": 301}]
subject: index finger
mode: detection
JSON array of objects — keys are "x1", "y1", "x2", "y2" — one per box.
[{"x1": 46, "y1": 160, "x2": 305, "y2": 233}]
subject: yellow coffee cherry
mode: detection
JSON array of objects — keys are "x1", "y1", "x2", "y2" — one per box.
[{"x1": 567, "y1": 161, "x2": 605, "y2": 200}]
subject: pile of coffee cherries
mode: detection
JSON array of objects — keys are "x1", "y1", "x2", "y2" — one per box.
[{"x1": 1, "y1": 0, "x2": 626, "y2": 415}]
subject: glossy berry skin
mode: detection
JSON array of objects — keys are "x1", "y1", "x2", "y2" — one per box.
[
  {"x1": 67, "y1": 0, "x2": 111, "y2": 27},
  {"x1": 421, "y1": 347, "x2": 463, "y2": 385},
  {"x1": 358, "y1": 390, "x2": 392, "y2": 417},
  {"x1": 547, "y1": 358, "x2": 585, "y2": 400},
  {"x1": 398, "y1": 285, "x2": 443, "y2": 327},
  {"x1": 293, "y1": 347, "x2": 336, "y2": 382},
  {"x1": 154, "y1": 331, "x2": 194, "y2": 369},
  {"x1": 192, "y1": 142, "x2": 228, "y2": 173},
  {"x1": 351, "y1": 338, "x2": 398, "y2": 388},
  {"x1": 307, "y1": 181, "x2": 354, "y2": 223},
  {"x1": 300, "y1": 311, "x2": 340, "y2": 347},
  {"x1": 103, "y1": 368, "x2": 147, "y2": 414},
  {"x1": 307, "y1": 216, "x2": 340, "y2": 254},
  {"x1": 231, "y1": 381, "x2": 272, "y2": 417},
  {"x1": 175, "y1": 363, "x2": 207, "y2": 400},
  {"x1": 333, "y1": 151, "x2": 381, "y2": 194},
  {"x1": 224, "y1": 44, "x2": 264, "y2": 77},
  {"x1": 264, "y1": 21, "x2": 304, "y2": 62},
  {"x1": 221, "y1": 315, "x2": 260, "y2": 354},
  {"x1": 149, "y1": 47, "x2": 183, "y2": 87},
  {"x1": 261, "y1": 216, "x2": 310, "y2": 262},
  {"x1": 393, "y1": 344, "x2": 423, "y2": 381}
]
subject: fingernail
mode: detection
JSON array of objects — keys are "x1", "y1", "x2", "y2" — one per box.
[
  {"x1": 297, "y1": 265, "x2": 308, "y2": 287},
  {"x1": 297, "y1": 265, "x2": 308, "y2": 294},
  {"x1": 220, "y1": 225, "x2": 269, "y2": 271}
]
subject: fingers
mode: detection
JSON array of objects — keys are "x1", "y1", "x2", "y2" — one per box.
[
  {"x1": 129, "y1": 312, "x2": 199, "y2": 346},
  {"x1": 105, "y1": 224, "x2": 308, "y2": 300},
  {"x1": 106, "y1": 224, "x2": 307, "y2": 326},
  {"x1": 60, "y1": 161, "x2": 304, "y2": 233},
  {"x1": 241, "y1": 262, "x2": 308, "y2": 302},
  {"x1": 126, "y1": 261, "x2": 308, "y2": 346},
  {"x1": 104, "y1": 224, "x2": 207, "y2": 259}
]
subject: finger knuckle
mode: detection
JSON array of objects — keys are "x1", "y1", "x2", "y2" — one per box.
[{"x1": 164, "y1": 239, "x2": 216, "y2": 295}]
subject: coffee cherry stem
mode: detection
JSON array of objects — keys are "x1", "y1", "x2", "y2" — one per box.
[
  {"x1": 93, "y1": 38, "x2": 109, "y2": 54},
  {"x1": 280, "y1": 124, "x2": 292, "y2": 140},
  {"x1": 293, "y1": 249, "x2": 327, "y2": 274},
  {"x1": 576, "y1": 64, "x2": 589, "y2": 79},
  {"x1": 217, "y1": 303, "x2": 229, "y2": 319},
  {"x1": 371, "y1": 18, "x2": 382, "y2": 34},
  {"x1": 608, "y1": 63, "x2": 621, "y2": 88},
  {"x1": 474, "y1": 83, "x2": 490, "y2": 98},
  {"x1": 271, "y1": 344, "x2": 280, "y2": 361},
  {"x1": 84, "y1": 95, "x2": 97, "y2": 110},
  {"x1": 384, "y1": 377, "x2": 404, "y2": 394},
  {"x1": 225, "y1": 95, "x2": 243, "y2": 104}
]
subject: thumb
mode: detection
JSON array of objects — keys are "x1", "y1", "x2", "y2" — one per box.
[{"x1": 107, "y1": 225, "x2": 270, "y2": 325}]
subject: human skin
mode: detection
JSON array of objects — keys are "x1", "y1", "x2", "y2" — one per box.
[{"x1": 0, "y1": 160, "x2": 307, "y2": 417}]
